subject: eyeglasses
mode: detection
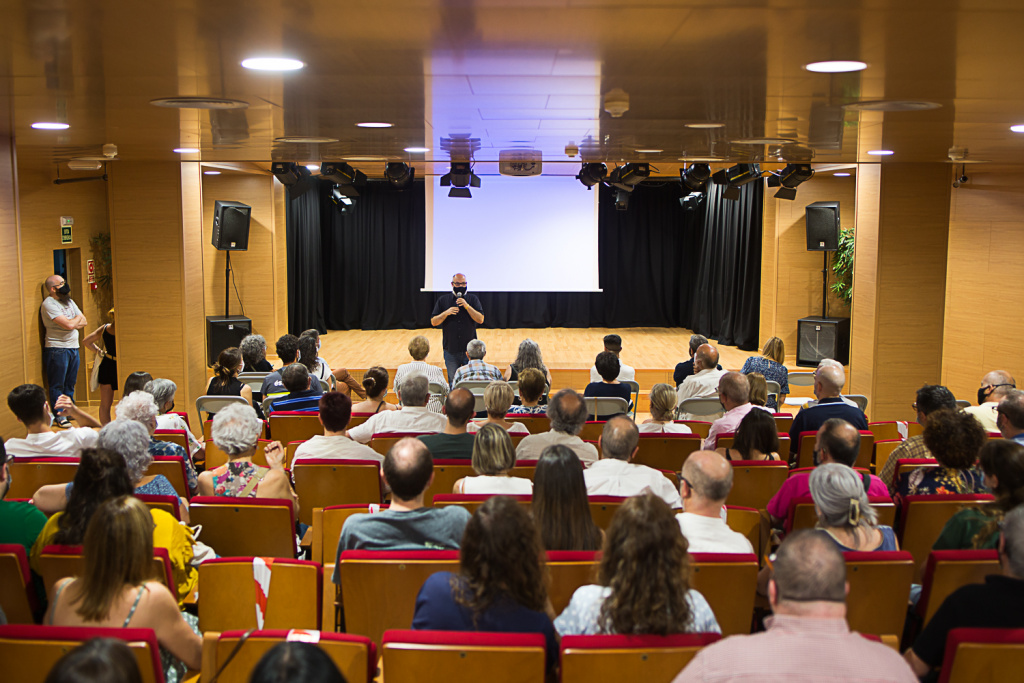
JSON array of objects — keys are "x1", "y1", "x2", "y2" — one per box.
[
  {"x1": 911, "y1": 403, "x2": 918, "y2": 411},
  {"x1": 451, "y1": 281, "x2": 467, "y2": 286},
  {"x1": 679, "y1": 475, "x2": 691, "y2": 489}
]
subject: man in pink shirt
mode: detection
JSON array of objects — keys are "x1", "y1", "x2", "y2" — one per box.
[
  {"x1": 704, "y1": 372, "x2": 766, "y2": 450},
  {"x1": 766, "y1": 418, "x2": 890, "y2": 529}
]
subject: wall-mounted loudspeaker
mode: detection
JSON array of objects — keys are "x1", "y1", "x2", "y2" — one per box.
[
  {"x1": 796, "y1": 316, "x2": 850, "y2": 367},
  {"x1": 805, "y1": 200, "x2": 840, "y2": 251},
  {"x1": 211, "y1": 200, "x2": 252, "y2": 251}
]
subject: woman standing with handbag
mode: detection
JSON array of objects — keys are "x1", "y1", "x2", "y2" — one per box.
[{"x1": 83, "y1": 308, "x2": 116, "y2": 425}]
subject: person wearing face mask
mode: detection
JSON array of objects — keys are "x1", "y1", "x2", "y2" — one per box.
[
  {"x1": 203, "y1": 347, "x2": 253, "y2": 419},
  {"x1": 998, "y1": 390, "x2": 1024, "y2": 446},
  {"x1": 41, "y1": 274, "x2": 88, "y2": 428},
  {"x1": 4, "y1": 383, "x2": 99, "y2": 458},
  {"x1": 430, "y1": 273, "x2": 485, "y2": 385},
  {"x1": 786, "y1": 363, "x2": 867, "y2": 465},
  {"x1": 964, "y1": 370, "x2": 1016, "y2": 433}
]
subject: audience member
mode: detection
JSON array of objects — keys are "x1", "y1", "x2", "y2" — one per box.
[
  {"x1": 5, "y1": 383, "x2": 98, "y2": 458},
  {"x1": 146, "y1": 378, "x2": 204, "y2": 467},
  {"x1": 82, "y1": 308, "x2": 117, "y2": 425},
  {"x1": 348, "y1": 375, "x2": 447, "y2": 443},
  {"x1": 584, "y1": 351, "x2": 634, "y2": 420},
  {"x1": 674, "y1": 529, "x2": 916, "y2": 683},
  {"x1": 0, "y1": 439, "x2": 47, "y2": 555},
  {"x1": 503, "y1": 338, "x2": 554, "y2": 385},
  {"x1": 997, "y1": 389, "x2": 1024, "y2": 445},
  {"x1": 45, "y1": 496, "x2": 202, "y2": 681},
  {"x1": 905, "y1": 505, "x2": 1024, "y2": 679},
  {"x1": 351, "y1": 366, "x2": 398, "y2": 415},
  {"x1": 705, "y1": 372, "x2": 766, "y2": 450},
  {"x1": 412, "y1": 495, "x2": 557, "y2": 673},
  {"x1": 677, "y1": 451, "x2": 754, "y2": 553},
  {"x1": 44, "y1": 637, "x2": 143, "y2": 683},
  {"x1": 674, "y1": 334, "x2": 716, "y2": 387},
  {"x1": 640, "y1": 383, "x2": 692, "y2": 433},
  {"x1": 507, "y1": 367, "x2": 548, "y2": 414},
  {"x1": 204, "y1": 347, "x2": 253, "y2": 415},
  {"x1": 677, "y1": 344, "x2": 726, "y2": 419},
  {"x1": 260, "y1": 334, "x2": 323, "y2": 401},
  {"x1": 878, "y1": 384, "x2": 957, "y2": 495},
  {"x1": 717, "y1": 409, "x2": 780, "y2": 461},
  {"x1": 589, "y1": 333, "x2": 635, "y2": 383},
  {"x1": 121, "y1": 371, "x2": 152, "y2": 399},
  {"x1": 451, "y1": 339, "x2": 503, "y2": 386},
  {"x1": 296, "y1": 333, "x2": 329, "y2": 386},
  {"x1": 934, "y1": 440, "x2": 1024, "y2": 550},
  {"x1": 516, "y1": 389, "x2": 599, "y2": 465},
  {"x1": 532, "y1": 445, "x2": 603, "y2": 551},
  {"x1": 40, "y1": 274, "x2": 87, "y2": 427},
  {"x1": 787, "y1": 364, "x2": 867, "y2": 462},
  {"x1": 394, "y1": 335, "x2": 448, "y2": 413},
  {"x1": 240, "y1": 333, "x2": 274, "y2": 372},
  {"x1": 740, "y1": 337, "x2": 789, "y2": 411},
  {"x1": 467, "y1": 381, "x2": 530, "y2": 434},
  {"x1": 897, "y1": 408, "x2": 986, "y2": 498},
  {"x1": 746, "y1": 372, "x2": 768, "y2": 407},
  {"x1": 267, "y1": 363, "x2": 321, "y2": 413},
  {"x1": 584, "y1": 416, "x2": 682, "y2": 506},
  {"x1": 810, "y1": 463, "x2": 897, "y2": 551},
  {"x1": 430, "y1": 272, "x2": 485, "y2": 383},
  {"x1": 293, "y1": 392, "x2": 382, "y2": 463},
  {"x1": 332, "y1": 438, "x2": 471, "y2": 577},
  {"x1": 965, "y1": 369, "x2": 1016, "y2": 432},
  {"x1": 768, "y1": 419, "x2": 889, "y2": 528},
  {"x1": 799, "y1": 359, "x2": 859, "y2": 410},
  {"x1": 417, "y1": 388, "x2": 477, "y2": 459},
  {"x1": 249, "y1": 641, "x2": 348, "y2": 683},
  {"x1": 556, "y1": 492, "x2": 719, "y2": 635},
  {"x1": 115, "y1": 392, "x2": 197, "y2": 496},
  {"x1": 454, "y1": 423, "x2": 532, "y2": 494}
]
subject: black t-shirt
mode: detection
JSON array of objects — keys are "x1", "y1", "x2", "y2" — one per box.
[
  {"x1": 431, "y1": 293, "x2": 484, "y2": 353},
  {"x1": 673, "y1": 359, "x2": 723, "y2": 386},
  {"x1": 417, "y1": 432, "x2": 476, "y2": 460}
]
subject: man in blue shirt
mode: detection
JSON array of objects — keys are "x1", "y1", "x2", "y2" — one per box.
[
  {"x1": 430, "y1": 273, "x2": 485, "y2": 384},
  {"x1": 788, "y1": 364, "x2": 867, "y2": 464},
  {"x1": 267, "y1": 364, "x2": 322, "y2": 413},
  {"x1": 997, "y1": 390, "x2": 1024, "y2": 446}
]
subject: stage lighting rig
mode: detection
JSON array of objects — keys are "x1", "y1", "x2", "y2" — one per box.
[
  {"x1": 608, "y1": 162, "x2": 650, "y2": 191},
  {"x1": 576, "y1": 162, "x2": 608, "y2": 189},
  {"x1": 320, "y1": 162, "x2": 367, "y2": 196},
  {"x1": 679, "y1": 192, "x2": 705, "y2": 211},
  {"x1": 330, "y1": 184, "x2": 354, "y2": 211},
  {"x1": 270, "y1": 162, "x2": 313, "y2": 198},
  {"x1": 440, "y1": 161, "x2": 481, "y2": 198},
  {"x1": 766, "y1": 163, "x2": 814, "y2": 200},
  {"x1": 680, "y1": 163, "x2": 711, "y2": 192},
  {"x1": 614, "y1": 189, "x2": 631, "y2": 211},
  {"x1": 712, "y1": 163, "x2": 762, "y2": 200},
  {"x1": 384, "y1": 162, "x2": 415, "y2": 189}
]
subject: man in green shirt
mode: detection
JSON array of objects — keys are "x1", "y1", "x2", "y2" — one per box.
[{"x1": 0, "y1": 439, "x2": 48, "y2": 553}]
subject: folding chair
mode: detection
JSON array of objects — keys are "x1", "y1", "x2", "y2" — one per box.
[
  {"x1": 339, "y1": 550, "x2": 461, "y2": 647},
  {"x1": 938, "y1": 627, "x2": 1024, "y2": 683},
  {"x1": 765, "y1": 380, "x2": 782, "y2": 407},
  {"x1": 421, "y1": 459, "x2": 476, "y2": 505},
  {"x1": 560, "y1": 633, "x2": 722, "y2": 683},
  {"x1": 188, "y1": 496, "x2": 297, "y2": 558},
  {"x1": 787, "y1": 371, "x2": 815, "y2": 387},
  {"x1": 453, "y1": 380, "x2": 491, "y2": 413},
  {"x1": 689, "y1": 553, "x2": 758, "y2": 636},
  {"x1": 624, "y1": 380, "x2": 640, "y2": 418},
  {"x1": 433, "y1": 494, "x2": 532, "y2": 516},
  {"x1": 578, "y1": 421, "x2": 606, "y2": 442},
  {"x1": 676, "y1": 420, "x2": 711, "y2": 438},
  {"x1": 0, "y1": 544, "x2": 39, "y2": 624},
  {"x1": 0, "y1": 625, "x2": 164, "y2": 683},
  {"x1": 201, "y1": 630, "x2": 376, "y2": 683},
  {"x1": 677, "y1": 397, "x2": 724, "y2": 421},
  {"x1": 37, "y1": 545, "x2": 173, "y2": 599},
  {"x1": 584, "y1": 397, "x2": 629, "y2": 421},
  {"x1": 588, "y1": 495, "x2": 628, "y2": 530},
  {"x1": 843, "y1": 394, "x2": 869, "y2": 413},
  {"x1": 197, "y1": 558, "x2": 321, "y2": 633},
  {"x1": 144, "y1": 455, "x2": 191, "y2": 499},
  {"x1": 6, "y1": 457, "x2": 79, "y2": 499},
  {"x1": 152, "y1": 428, "x2": 188, "y2": 451},
  {"x1": 382, "y1": 630, "x2": 548, "y2": 683},
  {"x1": 291, "y1": 458, "x2": 383, "y2": 525},
  {"x1": 785, "y1": 495, "x2": 896, "y2": 535},
  {"x1": 505, "y1": 414, "x2": 550, "y2": 434},
  {"x1": 899, "y1": 494, "x2": 995, "y2": 568},
  {"x1": 135, "y1": 493, "x2": 181, "y2": 521},
  {"x1": 632, "y1": 435, "x2": 703, "y2": 472},
  {"x1": 916, "y1": 550, "x2": 1000, "y2": 624},
  {"x1": 727, "y1": 460, "x2": 790, "y2": 510},
  {"x1": 843, "y1": 550, "x2": 915, "y2": 638},
  {"x1": 195, "y1": 394, "x2": 250, "y2": 418},
  {"x1": 268, "y1": 411, "x2": 324, "y2": 444},
  {"x1": 546, "y1": 551, "x2": 600, "y2": 615}
]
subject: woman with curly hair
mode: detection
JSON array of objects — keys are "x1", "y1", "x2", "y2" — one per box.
[
  {"x1": 412, "y1": 495, "x2": 557, "y2": 672},
  {"x1": 897, "y1": 408, "x2": 987, "y2": 498},
  {"x1": 554, "y1": 492, "x2": 720, "y2": 636}
]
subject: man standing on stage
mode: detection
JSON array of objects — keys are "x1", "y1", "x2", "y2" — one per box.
[
  {"x1": 40, "y1": 274, "x2": 87, "y2": 428},
  {"x1": 430, "y1": 273, "x2": 485, "y2": 384}
]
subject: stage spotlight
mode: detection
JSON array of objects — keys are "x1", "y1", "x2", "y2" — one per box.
[
  {"x1": 440, "y1": 161, "x2": 481, "y2": 198},
  {"x1": 712, "y1": 163, "x2": 762, "y2": 200},
  {"x1": 614, "y1": 189, "x2": 631, "y2": 211},
  {"x1": 271, "y1": 162, "x2": 313, "y2": 198},
  {"x1": 384, "y1": 162, "x2": 415, "y2": 189},
  {"x1": 679, "y1": 191, "x2": 705, "y2": 211},
  {"x1": 767, "y1": 163, "x2": 815, "y2": 200},
  {"x1": 576, "y1": 162, "x2": 607, "y2": 189},
  {"x1": 330, "y1": 184, "x2": 354, "y2": 210},
  {"x1": 680, "y1": 163, "x2": 711, "y2": 192},
  {"x1": 608, "y1": 162, "x2": 650, "y2": 191},
  {"x1": 320, "y1": 162, "x2": 367, "y2": 196}
]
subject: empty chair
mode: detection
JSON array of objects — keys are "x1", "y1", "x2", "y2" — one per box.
[
  {"x1": 291, "y1": 458, "x2": 383, "y2": 526},
  {"x1": 588, "y1": 495, "x2": 627, "y2": 530},
  {"x1": 197, "y1": 558, "x2": 321, "y2": 633},
  {"x1": 0, "y1": 544, "x2": 38, "y2": 624},
  {"x1": 267, "y1": 411, "x2": 324, "y2": 445},
  {"x1": 578, "y1": 421, "x2": 606, "y2": 442},
  {"x1": 688, "y1": 553, "x2": 758, "y2": 636},
  {"x1": 873, "y1": 440, "x2": 904, "y2": 483},
  {"x1": 787, "y1": 371, "x2": 815, "y2": 387},
  {"x1": 724, "y1": 506, "x2": 762, "y2": 560},
  {"x1": 868, "y1": 421, "x2": 909, "y2": 442},
  {"x1": 843, "y1": 394, "x2": 869, "y2": 413},
  {"x1": 560, "y1": 633, "x2": 722, "y2": 683},
  {"x1": 843, "y1": 550, "x2": 915, "y2": 637},
  {"x1": 7, "y1": 457, "x2": 78, "y2": 499},
  {"x1": 0, "y1": 625, "x2": 164, "y2": 683},
  {"x1": 382, "y1": 630, "x2": 547, "y2": 683},
  {"x1": 677, "y1": 420, "x2": 712, "y2": 438},
  {"x1": 900, "y1": 494, "x2": 995, "y2": 568},
  {"x1": 632, "y1": 434, "x2": 703, "y2": 472},
  {"x1": 201, "y1": 630, "x2": 376, "y2": 683},
  {"x1": 916, "y1": 550, "x2": 1001, "y2": 624},
  {"x1": 505, "y1": 414, "x2": 550, "y2": 434},
  {"x1": 187, "y1": 496, "x2": 297, "y2": 558},
  {"x1": 727, "y1": 461, "x2": 790, "y2": 510},
  {"x1": 195, "y1": 394, "x2": 249, "y2": 418},
  {"x1": 772, "y1": 413, "x2": 794, "y2": 433},
  {"x1": 677, "y1": 397, "x2": 724, "y2": 420},
  {"x1": 937, "y1": 627, "x2": 1024, "y2": 683}
]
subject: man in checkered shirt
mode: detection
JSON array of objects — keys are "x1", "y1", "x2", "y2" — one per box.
[{"x1": 450, "y1": 339, "x2": 502, "y2": 387}]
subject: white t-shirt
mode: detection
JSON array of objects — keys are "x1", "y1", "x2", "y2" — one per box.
[
  {"x1": 466, "y1": 420, "x2": 530, "y2": 435},
  {"x1": 589, "y1": 362, "x2": 636, "y2": 384},
  {"x1": 515, "y1": 430, "x2": 599, "y2": 466},
  {"x1": 5, "y1": 427, "x2": 98, "y2": 458},
  {"x1": 293, "y1": 434, "x2": 384, "y2": 463},
  {"x1": 638, "y1": 421, "x2": 693, "y2": 434},
  {"x1": 676, "y1": 512, "x2": 755, "y2": 554},
  {"x1": 40, "y1": 297, "x2": 82, "y2": 348},
  {"x1": 347, "y1": 406, "x2": 448, "y2": 444},
  {"x1": 583, "y1": 458, "x2": 682, "y2": 508},
  {"x1": 461, "y1": 475, "x2": 533, "y2": 495}
]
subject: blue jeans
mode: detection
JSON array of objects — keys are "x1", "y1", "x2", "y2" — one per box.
[
  {"x1": 443, "y1": 350, "x2": 469, "y2": 386},
  {"x1": 44, "y1": 347, "x2": 80, "y2": 408}
]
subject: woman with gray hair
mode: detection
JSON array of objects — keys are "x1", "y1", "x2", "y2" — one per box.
[
  {"x1": 118, "y1": 390, "x2": 198, "y2": 496},
  {"x1": 196, "y1": 403, "x2": 297, "y2": 514},
  {"x1": 146, "y1": 378, "x2": 205, "y2": 465},
  {"x1": 240, "y1": 333, "x2": 273, "y2": 372},
  {"x1": 809, "y1": 463, "x2": 898, "y2": 552},
  {"x1": 503, "y1": 338, "x2": 554, "y2": 385}
]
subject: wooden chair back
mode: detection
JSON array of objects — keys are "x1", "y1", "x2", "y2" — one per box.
[
  {"x1": 917, "y1": 550, "x2": 1001, "y2": 624},
  {"x1": 37, "y1": 545, "x2": 173, "y2": 597},
  {"x1": 381, "y1": 630, "x2": 547, "y2": 683},
  {"x1": 510, "y1": 459, "x2": 539, "y2": 480},
  {"x1": 689, "y1": 553, "x2": 758, "y2": 636},
  {"x1": 560, "y1": 633, "x2": 722, "y2": 683},
  {"x1": 144, "y1": 456, "x2": 191, "y2": 499},
  {"x1": 724, "y1": 506, "x2": 761, "y2": 559},
  {"x1": 188, "y1": 496, "x2": 297, "y2": 558},
  {"x1": 899, "y1": 494, "x2": 995, "y2": 568},
  {"x1": 505, "y1": 415, "x2": 550, "y2": 434},
  {"x1": 0, "y1": 625, "x2": 163, "y2": 683},
  {"x1": 152, "y1": 429, "x2": 188, "y2": 451},
  {"x1": 843, "y1": 550, "x2": 915, "y2": 638},
  {"x1": 6, "y1": 457, "x2": 79, "y2": 499},
  {"x1": 0, "y1": 544, "x2": 38, "y2": 623},
  {"x1": 311, "y1": 504, "x2": 388, "y2": 565},
  {"x1": 268, "y1": 412, "x2": 324, "y2": 445},
  {"x1": 873, "y1": 440, "x2": 904, "y2": 482},
  {"x1": 201, "y1": 630, "x2": 376, "y2": 683},
  {"x1": 135, "y1": 493, "x2": 181, "y2": 520},
  {"x1": 796, "y1": 430, "x2": 874, "y2": 469},
  {"x1": 206, "y1": 439, "x2": 273, "y2": 470},
  {"x1": 676, "y1": 420, "x2": 711, "y2": 438},
  {"x1": 433, "y1": 494, "x2": 532, "y2": 516},
  {"x1": 868, "y1": 421, "x2": 907, "y2": 442},
  {"x1": 727, "y1": 461, "x2": 790, "y2": 510},
  {"x1": 632, "y1": 435, "x2": 703, "y2": 472},
  {"x1": 937, "y1": 627, "x2": 1024, "y2": 683},
  {"x1": 786, "y1": 496, "x2": 896, "y2": 534},
  {"x1": 197, "y1": 558, "x2": 320, "y2": 633},
  {"x1": 892, "y1": 458, "x2": 939, "y2": 489},
  {"x1": 348, "y1": 413, "x2": 371, "y2": 429},
  {"x1": 422, "y1": 460, "x2": 476, "y2": 505},
  {"x1": 369, "y1": 433, "x2": 425, "y2": 457},
  {"x1": 546, "y1": 551, "x2": 600, "y2": 615},
  {"x1": 291, "y1": 459, "x2": 383, "y2": 526},
  {"x1": 578, "y1": 421, "x2": 606, "y2": 442},
  {"x1": 588, "y1": 496, "x2": 628, "y2": 530},
  {"x1": 715, "y1": 432, "x2": 737, "y2": 450},
  {"x1": 772, "y1": 413, "x2": 794, "y2": 433}
]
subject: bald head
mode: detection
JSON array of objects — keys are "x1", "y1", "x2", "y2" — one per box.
[
  {"x1": 681, "y1": 450, "x2": 733, "y2": 502},
  {"x1": 718, "y1": 372, "x2": 750, "y2": 407},
  {"x1": 816, "y1": 418, "x2": 860, "y2": 467},
  {"x1": 982, "y1": 370, "x2": 1016, "y2": 403},
  {"x1": 600, "y1": 415, "x2": 640, "y2": 460},
  {"x1": 382, "y1": 437, "x2": 433, "y2": 501},
  {"x1": 548, "y1": 389, "x2": 588, "y2": 435},
  {"x1": 443, "y1": 388, "x2": 476, "y2": 427},
  {"x1": 772, "y1": 530, "x2": 847, "y2": 605},
  {"x1": 694, "y1": 344, "x2": 720, "y2": 370},
  {"x1": 45, "y1": 274, "x2": 63, "y2": 289},
  {"x1": 815, "y1": 364, "x2": 845, "y2": 397}
]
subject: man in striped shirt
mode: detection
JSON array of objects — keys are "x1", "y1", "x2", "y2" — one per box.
[{"x1": 267, "y1": 364, "x2": 321, "y2": 413}]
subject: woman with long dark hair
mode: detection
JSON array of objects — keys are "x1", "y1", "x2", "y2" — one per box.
[
  {"x1": 717, "y1": 408, "x2": 781, "y2": 461},
  {"x1": 531, "y1": 445, "x2": 602, "y2": 551},
  {"x1": 203, "y1": 347, "x2": 252, "y2": 417}
]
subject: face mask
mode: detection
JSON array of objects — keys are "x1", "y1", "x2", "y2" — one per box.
[
  {"x1": 168, "y1": 401, "x2": 175, "y2": 413},
  {"x1": 238, "y1": 360, "x2": 245, "y2": 373},
  {"x1": 812, "y1": 446, "x2": 821, "y2": 467},
  {"x1": 453, "y1": 285, "x2": 467, "y2": 297},
  {"x1": 978, "y1": 387, "x2": 991, "y2": 405},
  {"x1": 57, "y1": 282, "x2": 71, "y2": 296}
]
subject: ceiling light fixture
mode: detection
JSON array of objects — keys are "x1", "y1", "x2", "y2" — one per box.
[
  {"x1": 32, "y1": 122, "x2": 70, "y2": 130},
  {"x1": 173, "y1": 147, "x2": 200, "y2": 154},
  {"x1": 608, "y1": 162, "x2": 650, "y2": 192},
  {"x1": 356, "y1": 122, "x2": 393, "y2": 128},
  {"x1": 712, "y1": 163, "x2": 762, "y2": 200},
  {"x1": 867, "y1": 149, "x2": 894, "y2": 156},
  {"x1": 275, "y1": 136, "x2": 338, "y2": 144},
  {"x1": 680, "y1": 163, "x2": 712, "y2": 193},
  {"x1": 635, "y1": 148, "x2": 663, "y2": 154},
  {"x1": 766, "y1": 163, "x2": 815, "y2": 200},
  {"x1": 440, "y1": 162, "x2": 480, "y2": 198},
  {"x1": 241, "y1": 57, "x2": 304, "y2": 71},
  {"x1": 150, "y1": 97, "x2": 249, "y2": 110},
  {"x1": 805, "y1": 60, "x2": 868, "y2": 73},
  {"x1": 685, "y1": 123, "x2": 724, "y2": 129},
  {"x1": 203, "y1": 171, "x2": 222, "y2": 175},
  {"x1": 384, "y1": 162, "x2": 415, "y2": 189},
  {"x1": 833, "y1": 172, "x2": 851, "y2": 177},
  {"x1": 576, "y1": 162, "x2": 607, "y2": 189},
  {"x1": 404, "y1": 146, "x2": 430, "y2": 153},
  {"x1": 1011, "y1": 125, "x2": 1024, "y2": 133}
]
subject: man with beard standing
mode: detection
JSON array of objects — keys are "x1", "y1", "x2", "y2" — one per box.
[
  {"x1": 430, "y1": 273, "x2": 485, "y2": 384},
  {"x1": 40, "y1": 274, "x2": 87, "y2": 428}
]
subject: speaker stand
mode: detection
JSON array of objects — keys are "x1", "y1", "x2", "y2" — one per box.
[
  {"x1": 224, "y1": 251, "x2": 232, "y2": 317},
  {"x1": 821, "y1": 251, "x2": 829, "y2": 318}
]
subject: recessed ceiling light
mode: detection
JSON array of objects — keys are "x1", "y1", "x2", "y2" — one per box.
[
  {"x1": 173, "y1": 147, "x2": 200, "y2": 154},
  {"x1": 241, "y1": 57, "x2": 304, "y2": 71},
  {"x1": 635, "y1": 149, "x2": 663, "y2": 154},
  {"x1": 732, "y1": 137, "x2": 796, "y2": 145},
  {"x1": 305, "y1": 164, "x2": 320, "y2": 170},
  {"x1": 274, "y1": 136, "x2": 338, "y2": 144},
  {"x1": 678, "y1": 156, "x2": 723, "y2": 162},
  {"x1": 150, "y1": 97, "x2": 249, "y2": 110},
  {"x1": 805, "y1": 60, "x2": 868, "y2": 73},
  {"x1": 404, "y1": 146, "x2": 430, "y2": 153},
  {"x1": 1011, "y1": 124, "x2": 1024, "y2": 133},
  {"x1": 342, "y1": 156, "x2": 387, "y2": 162},
  {"x1": 203, "y1": 170, "x2": 221, "y2": 175},
  {"x1": 867, "y1": 149, "x2": 894, "y2": 156},
  {"x1": 356, "y1": 122, "x2": 393, "y2": 128},
  {"x1": 685, "y1": 123, "x2": 725, "y2": 129},
  {"x1": 32, "y1": 122, "x2": 69, "y2": 130},
  {"x1": 833, "y1": 172, "x2": 851, "y2": 177},
  {"x1": 844, "y1": 100, "x2": 941, "y2": 112}
]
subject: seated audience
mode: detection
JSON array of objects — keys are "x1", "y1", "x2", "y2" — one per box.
[
  {"x1": 584, "y1": 351, "x2": 633, "y2": 420},
  {"x1": 584, "y1": 416, "x2": 682, "y2": 507},
  {"x1": 259, "y1": 334, "x2": 323, "y2": 401},
  {"x1": 45, "y1": 496, "x2": 202, "y2": 681},
  {"x1": 332, "y1": 438, "x2": 471, "y2": 579},
  {"x1": 674, "y1": 529, "x2": 916, "y2": 683},
  {"x1": 412, "y1": 495, "x2": 558, "y2": 673},
  {"x1": 516, "y1": 389, "x2": 599, "y2": 465},
  {"x1": 394, "y1": 335, "x2": 449, "y2": 413},
  {"x1": 503, "y1": 338, "x2": 554, "y2": 385},
  {"x1": 351, "y1": 366, "x2": 398, "y2": 415},
  {"x1": 116, "y1": 391, "x2": 197, "y2": 496},
  {"x1": 787, "y1": 364, "x2": 867, "y2": 462},
  {"x1": 197, "y1": 404, "x2": 297, "y2": 514},
  {"x1": 677, "y1": 451, "x2": 754, "y2": 553},
  {"x1": 640, "y1": 383, "x2": 692, "y2": 433},
  {"x1": 0, "y1": 439, "x2": 47, "y2": 555},
  {"x1": 145, "y1": 378, "x2": 204, "y2": 467},
  {"x1": 454, "y1": 423, "x2": 532, "y2": 494},
  {"x1": 706, "y1": 372, "x2": 767, "y2": 450},
  {"x1": 267, "y1": 363, "x2": 321, "y2": 413},
  {"x1": 746, "y1": 372, "x2": 768, "y2": 407},
  {"x1": 300, "y1": 328, "x2": 366, "y2": 400},
  {"x1": 934, "y1": 440, "x2": 1024, "y2": 550},
  {"x1": 250, "y1": 641, "x2": 347, "y2": 683},
  {"x1": 964, "y1": 369, "x2": 1016, "y2": 432},
  {"x1": 507, "y1": 366, "x2": 549, "y2": 414},
  {"x1": 298, "y1": 329, "x2": 331, "y2": 386},
  {"x1": 740, "y1": 337, "x2": 789, "y2": 411},
  {"x1": 121, "y1": 371, "x2": 153, "y2": 399},
  {"x1": 347, "y1": 375, "x2": 447, "y2": 443},
  {"x1": 467, "y1": 381, "x2": 530, "y2": 434},
  {"x1": 44, "y1": 637, "x2": 143, "y2": 683},
  {"x1": 240, "y1": 333, "x2": 274, "y2": 373},
  {"x1": 589, "y1": 333, "x2": 635, "y2": 383},
  {"x1": 677, "y1": 344, "x2": 726, "y2": 419},
  {"x1": 905, "y1": 505, "x2": 1024, "y2": 679},
  {"x1": 5, "y1": 383, "x2": 98, "y2": 458},
  {"x1": 673, "y1": 334, "x2": 717, "y2": 387},
  {"x1": 810, "y1": 463, "x2": 898, "y2": 551},
  {"x1": 896, "y1": 408, "x2": 986, "y2": 498},
  {"x1": 451, "y1": 339, "x2": 503, "y2": 386},
  {"x1": 532, "y1": 445, "x2": 603, "y2": 551},
  {"x1": 997, "y1": 389, "x2": 1024, "y2": 445},
  {"x1": 293, "y1": 392, "x2": 382, "y2": 463},
  {"x1": 768, "y1": 419, "x2": 889, "y2": 528},
  {"x1": 556, "y1": 492, "x2": 719, "y2": 635},
  {"x1": 716, "y1": 408, "x2": 781, "y2": 461},
  {"x1": 204, "y1": 347, "x2": 253, "y2": 417},
  {"x1": 878, "y1": 384, "x2": 957, "y2": 495},
  {"x1": 417, "y1": 388, "x2": 477, "y2": 460}
]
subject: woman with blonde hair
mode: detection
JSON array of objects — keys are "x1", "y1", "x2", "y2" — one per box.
[
  {"x1": 453, "y1": 423, "x2": 533, "y2": 494},
  {"x1": 467, "y1": 381, "x2": 530, "y2": 434},
  {"x1": 747, "y1": 372, "x2": 768, "y2": 407},
  {"x1": 83, "y1": 308, "x2": 117, "y2": 424},
  {"x1": 740, "y1": 337, "x2": 789, "y2": 411},
  {"x1": 350, "y1": 366, "x2": 397, "y2": 414},
  {"x1": 810, "y1": 463, "x2": 898, "y2": 552},
  {"x1": 46, "y1": 496, "x2": 202, "y2": 682},
  {"x1": 639, "y1": 383, "x2": 692, "y2": 433},
  {"x1": 507, "y1": 367, "x2": 548, "y2": 414}
]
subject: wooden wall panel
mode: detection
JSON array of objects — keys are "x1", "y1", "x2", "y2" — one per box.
[
  {"x1": 181, "y1": 165, "x2": 210, "y2": 430},
  {"x1": 272, "y1": 181, "x2": 289, "y2": 337},
  {"x1": 850, "y1": 165, "x2": 880, "y2": 401},
  {"x1": 0, "y1": 122, "x2": 26, "y2": 438}
]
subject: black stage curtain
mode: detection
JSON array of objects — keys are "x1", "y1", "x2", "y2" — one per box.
[
  {"x1": 288, "y1": 178, "x2": 762, "y2": 350},
  {"x1": 285, "y1": 179, "x2": 326, "y2": 334}
]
